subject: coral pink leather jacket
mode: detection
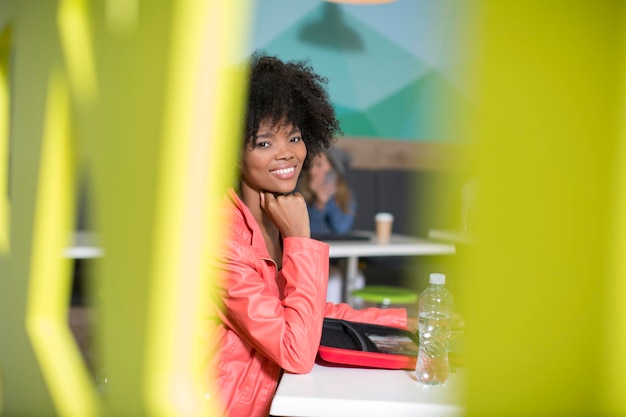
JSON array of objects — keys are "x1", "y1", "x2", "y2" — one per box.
[{"x1": 209, "y1": 190, "x2": 407, "y2": 417}]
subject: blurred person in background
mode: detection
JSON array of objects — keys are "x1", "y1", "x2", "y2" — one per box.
[{"x1": 299, "y1": 147, "x2": 356, "y2": 236}]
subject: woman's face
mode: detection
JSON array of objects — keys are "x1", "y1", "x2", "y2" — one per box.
[{"x1": 241, "y1": 119, "x2": 307, "y2": 195}]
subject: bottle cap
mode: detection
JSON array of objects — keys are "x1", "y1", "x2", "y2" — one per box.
[{"x1": 429, "y1": 273, "x2": 446, "y2": 284}]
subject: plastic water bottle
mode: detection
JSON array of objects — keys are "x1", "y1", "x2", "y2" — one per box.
[{"x1": 416, "y1": 273, "x2": 454, "y2": 385}]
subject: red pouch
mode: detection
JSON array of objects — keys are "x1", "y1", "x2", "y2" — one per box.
[{"x1": 317, "y1": 318, "x2": 418, "y2": 370}]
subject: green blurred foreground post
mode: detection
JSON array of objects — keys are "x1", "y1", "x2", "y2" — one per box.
[
  {"x1": 463, "y1": 1, "x2": 626, "y2": 416},
  {"x1": 0, "y1": 0, "x2": 250, "y2": 415}
]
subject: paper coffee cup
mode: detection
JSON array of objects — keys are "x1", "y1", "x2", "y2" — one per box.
[{"x1": 375, "y1": 212, "x2": 394, "y2": 243}]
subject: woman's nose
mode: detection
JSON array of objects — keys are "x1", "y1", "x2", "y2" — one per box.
[{"x1": 275, "y1": 145, "x2": 295, "y2": 160}]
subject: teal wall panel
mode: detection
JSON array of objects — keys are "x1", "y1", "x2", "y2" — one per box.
[{"x1": 249, "y1": 0, "x2": 469, "y2": 142}]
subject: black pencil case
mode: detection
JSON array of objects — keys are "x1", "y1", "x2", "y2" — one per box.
[{"x1": 317, "y1": 318, "x2": 419, "y2": 370}]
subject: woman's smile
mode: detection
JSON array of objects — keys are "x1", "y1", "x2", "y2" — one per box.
[{"x1": 270, "y1": 165, "x2": 298, "y2": 179}]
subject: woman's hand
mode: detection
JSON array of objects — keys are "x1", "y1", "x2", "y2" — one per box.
[
  {"x1": 314, "y1": 182, "x2": 336, "y2": 209},
  {"x1": 310, "y1": 171, "x2": 337, "y2": 209},
  {"x1": 260, "y1": 191, "x2": 311, "y2": 238}
]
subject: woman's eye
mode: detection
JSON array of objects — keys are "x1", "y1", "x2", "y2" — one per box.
[
  {"x1": 290, "y1": 136, "x2": 302, "y2": 143},
  {"x1": 255, "y1": 141, "x2": 270, "y2": 148}
]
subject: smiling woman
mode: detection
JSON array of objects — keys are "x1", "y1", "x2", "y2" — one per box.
[{"x1": 206, "y1": 52, "x2": 410, "y2": 417}]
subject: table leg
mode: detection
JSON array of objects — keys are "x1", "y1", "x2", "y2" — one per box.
[{"x1": 343, "y1": 256, "x2": 359, "y2": 306}]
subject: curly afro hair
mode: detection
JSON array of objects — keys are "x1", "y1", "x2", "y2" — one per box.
[{"x1": 244, "y1": 51, "x2": 342, "y2": 170}]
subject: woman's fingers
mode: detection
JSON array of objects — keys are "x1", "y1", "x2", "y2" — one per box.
[{"x1": 260, "y1": 191, "x2": 310, "y2": 238}]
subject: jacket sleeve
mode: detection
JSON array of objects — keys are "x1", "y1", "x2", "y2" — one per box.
[{"x1": 218, "y1": 236, "x2": 329, "y2": 374}]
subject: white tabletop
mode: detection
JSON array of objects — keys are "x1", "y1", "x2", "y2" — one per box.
[
  {"x1": 64, "y1": 231, "x2": 103, "y2": 259},
  {"x1": 270, "y1": 363, "x2": 465, "y2": 417},
  {"x1": 65, "y1": 231, "x2": 456, "y2": 260},
  {"x1": 428, "y1": 229, "x2": 473, "y2": 245},
  {"x1": 327, "y1": 231, "x2": 456, "y2": 258}
]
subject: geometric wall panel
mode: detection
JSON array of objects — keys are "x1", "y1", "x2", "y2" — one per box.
[{"x1": 249, "y1": 0, "x2": 469, "y2": 141}]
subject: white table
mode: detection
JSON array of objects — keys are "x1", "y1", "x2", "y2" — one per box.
[
  {"x1": 325, "y1": 231, "x2": 456, "y2": 304},
  {"x1": 64, "y1": 231, "x2": 103, "y2": 259},
  {"x1": 270, "y1": 363, "x2": 465, "y2": 417},
  {"x1": 428, "y1": 229, "x2": 473, "y2": 245}
]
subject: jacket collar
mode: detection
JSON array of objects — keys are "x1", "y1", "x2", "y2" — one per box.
[{"x1": 227, "y1": 188, "x2": 272, "y2": 259}]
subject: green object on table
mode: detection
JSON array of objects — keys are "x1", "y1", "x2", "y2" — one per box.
[{"x1": 353, "y1": 285, "x2": 418, "y2": 306}]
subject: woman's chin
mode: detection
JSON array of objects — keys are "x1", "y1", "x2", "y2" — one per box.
[{"x1": 272, "y1": 185, "x2": 297, "y2": 195}]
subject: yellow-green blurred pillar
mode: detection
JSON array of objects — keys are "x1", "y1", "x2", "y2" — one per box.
[
  {"x1": 0, "y1": 0, "x2": 251, "y2": 415},
  {"x1": 464, "y1": 1, "x2": 626, "y2": 416},
  {"x1": 81, "y1": 1, "x2": 250, "y2": 415},
  {"x1": 0, "y1": 1, "x2": 88, "y2": 414}
]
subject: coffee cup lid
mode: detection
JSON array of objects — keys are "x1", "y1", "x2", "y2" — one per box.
[{"x1": 375, "y1": 212, "x2": 394, "y2": 221}]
